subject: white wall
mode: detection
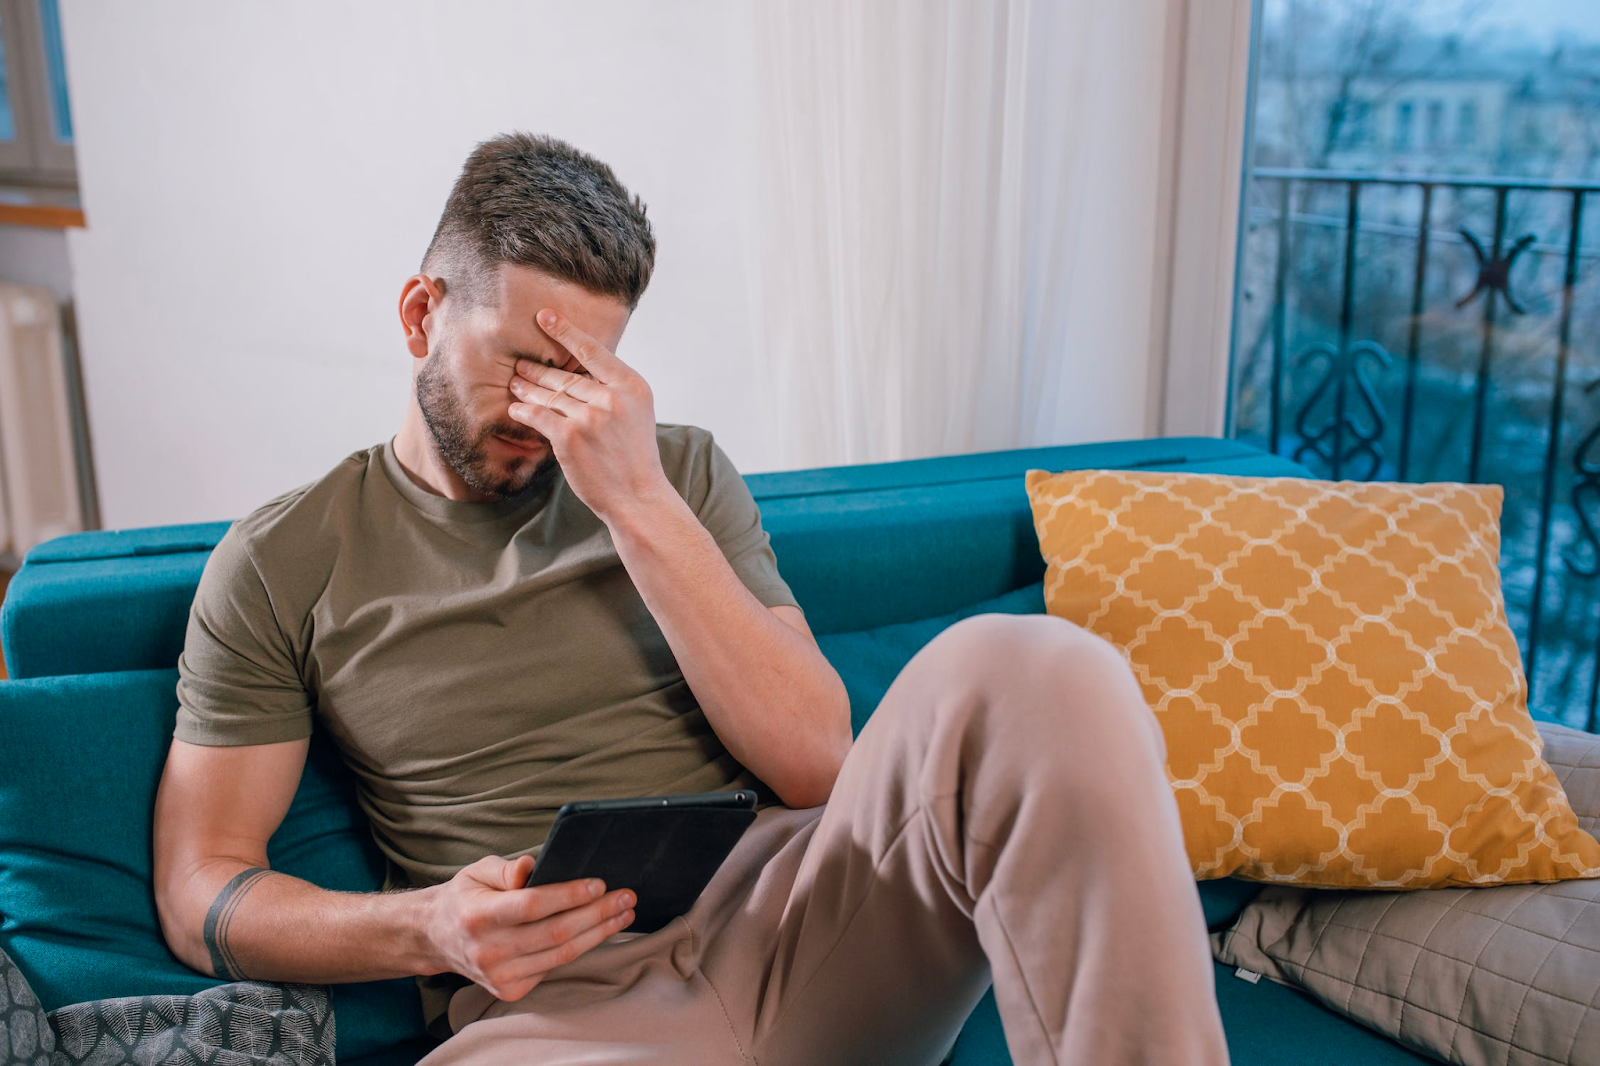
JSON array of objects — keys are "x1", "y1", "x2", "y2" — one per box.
[{"x1": 60, "y1": 0, "x2": 1186, "y2": 529}]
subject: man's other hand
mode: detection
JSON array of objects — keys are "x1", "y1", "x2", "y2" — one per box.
[{"x1": 419, "y1": 854, "x2": 636, "y2": 1002}]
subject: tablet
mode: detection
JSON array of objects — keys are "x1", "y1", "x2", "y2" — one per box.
[{"x1": 524, "y1": 789, "x2": 760, "y2": 934}]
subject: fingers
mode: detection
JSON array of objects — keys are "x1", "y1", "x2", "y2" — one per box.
[
  {"x1": 513, "y1": 359, "x2": 603, "y2": 408},
  {"x1": 499, "y1": 895, "x2": 638, "y2": 985},
  {"x1": 508, "y1": 397, "x2": 565, "y2": 436},
  {"x1": 477, "y1": 884, "x2": 634, "y2": 971},
  {"x1": 457, "y1": 875, "x2": 637, "y2": 1003},
  {"x1": 536, "y1": 309, "x2": 628, "y2": 385},
  {"x1": 506, "y1": 876, "x2": 608, "y2": 925},
  {"x1": 463, "y1": 861, "x2": 589, "y2": 931},
  {"x1": 525, "y1": 887, "x2": 635, "y2": 940},
  {"x1": 510, "y1": 375, "x2": 590, "y2": 418}
]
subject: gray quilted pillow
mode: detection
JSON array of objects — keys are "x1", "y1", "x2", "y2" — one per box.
[
  {"x1": 1213, "y1": 721, "x2": 1600, "y2": 1066},
  {"x1": 0, "y1": 945, "x2": 334, "y2": 1066}
]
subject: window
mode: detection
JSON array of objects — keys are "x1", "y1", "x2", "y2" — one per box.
[
  {"x1": 0, "y1": 0, "x2": 73, "y2": 186},
  {"x1": 1425, "y1": 99, "x2": 1445, "y2": 147},
  {"x1": 1330, "y1": 98, "x2": 1373, "y2": 147},
  {"x1": 1349, "y1": 99, "x2": 1371, "y2": 144},
  {"x1": 1392, "y1": 100, "x2": 1414, "y2": 149},
  {"x1": 1455, "y1": 99, "x2": 1478, "y2": 146}
]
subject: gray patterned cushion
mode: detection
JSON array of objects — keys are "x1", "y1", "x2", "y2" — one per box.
[
  {"x1": 1, "y1": 953, "x2": 54, "y2": 1065},
  {"x1": 0, "y1": 946, "x2": 334, "y2": 1066},
  {"x1": 1213, "y1": 721, "x2": 1600, "y2": 1066}
]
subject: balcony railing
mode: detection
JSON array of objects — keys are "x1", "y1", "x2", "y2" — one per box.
[{"x1": 1232, "y1": 167, "x2": 1600, "y2": 731}]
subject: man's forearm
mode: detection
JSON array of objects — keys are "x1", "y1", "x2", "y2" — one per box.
[
  {"x1": 162, "y1": 856, "x2": 436, "y2": 983},
  {"x1": 606, "y1": 486, "x2": 853, "y2": 808}
]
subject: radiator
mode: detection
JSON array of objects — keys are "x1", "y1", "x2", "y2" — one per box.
[{"x1": 0, "y1": 283, "x2": 86, "y2": 558}]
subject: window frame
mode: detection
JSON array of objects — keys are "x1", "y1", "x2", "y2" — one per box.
[
  {"x1": 0, "y1": 0, "x2": 75, "y2": 188},
  {"x1": 1153, "y1": 0, "x2": 1257, "y2": 438}
]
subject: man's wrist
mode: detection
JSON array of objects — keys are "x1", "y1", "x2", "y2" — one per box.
[
  {"x1": 389, "y1": 884, "x2": 443, "y2": 977},
  {"x1": 601, "y1": 478, "x2": 694, "y2": 547}
]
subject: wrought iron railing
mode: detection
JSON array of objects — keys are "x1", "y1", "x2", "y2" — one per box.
[{"x1": 1232, "y1": 167, "x2": 1600, "y2": 731}]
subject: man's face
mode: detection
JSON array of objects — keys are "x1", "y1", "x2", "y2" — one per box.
[{"x1": 415, "y1": 264, "x2": 632, "y2": 499}]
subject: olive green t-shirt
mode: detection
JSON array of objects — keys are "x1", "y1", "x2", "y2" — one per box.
[{"x1": 173, "y1": 423, "x2": 800, "y2": 1036}]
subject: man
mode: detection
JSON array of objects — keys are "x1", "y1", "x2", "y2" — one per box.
[{"x1": 151, "y1": 132, "x2": 1228, "y2": 1065}]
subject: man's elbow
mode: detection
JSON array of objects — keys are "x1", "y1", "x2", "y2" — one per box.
[
  {"x1": 153, "y1": 854, "x2": 237, "y2": 977},
  {"x1": 154, "y1": 873, "x2": 205, "y2": 974},
  {"x1": 775, "y1": 767, "x2": 839, "y2": 810},
  {"x1": 776, "y1": 697, "x2": 854, "y2": 809}
]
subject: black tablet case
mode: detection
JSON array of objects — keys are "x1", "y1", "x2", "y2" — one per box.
[{"x1": 526, "y1": 805, "x2": 758, "y2": 933}]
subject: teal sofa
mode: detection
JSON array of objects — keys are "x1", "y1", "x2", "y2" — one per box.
[{"x1": 0, "y1": 436, "x2": 1440, "y2": 1065}]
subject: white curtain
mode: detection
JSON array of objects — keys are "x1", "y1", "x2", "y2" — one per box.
[{"x1": 742, "y1": 0, "x2": 1172, "y2": 470}]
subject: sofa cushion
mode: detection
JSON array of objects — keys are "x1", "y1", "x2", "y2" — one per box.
[
  {"x1": 816, "y1": 582, "x2": 1262, "y2": 930},
  {"x1": 0, "y1": 670, "x2": 429, "y2": 1063},
  {"x1": 1211, "y1": 962, "x2": 1440, "y2": 1065},
  {"x1": 818, "y1": 582, "x2": 1046, "y2": 736},
  {"x1": 941, "y1": 966, "x2": 1441, "y2": 1066}
]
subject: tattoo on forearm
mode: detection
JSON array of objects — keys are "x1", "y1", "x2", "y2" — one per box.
[{"x1": 202, "y1": 866, "x2": 276, "y2": 980}]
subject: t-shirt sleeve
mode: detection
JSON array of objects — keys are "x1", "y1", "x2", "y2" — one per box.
[
  {"x1": 688, "y1": 432, "x2": 801, "y2": 612},
  {"x1": 173, "y1": 526, "x2": 315, "y2": 746}
]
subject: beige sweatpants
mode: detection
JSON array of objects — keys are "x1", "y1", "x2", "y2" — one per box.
[{"x1": 416, "y1": 613, "x2": 1229, "y2": 1066}]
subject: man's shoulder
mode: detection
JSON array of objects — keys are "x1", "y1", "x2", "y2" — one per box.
[
  {"x1": 224, "y1": 442, "x2": 386, "y2": 563},
  {"x1": 654, "y1": 421, "x2": 714, "y2": 456},
  {"x1": 654, "y1": 422, "x2": 725, "y2": 495},
  {"x1": 652, "y1": 422, "x2": 762, "y2": 519}
]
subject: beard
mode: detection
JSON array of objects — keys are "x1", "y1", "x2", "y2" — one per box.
[{"x1": 415, "y1": 342, "x2": 557, "y2": 500}]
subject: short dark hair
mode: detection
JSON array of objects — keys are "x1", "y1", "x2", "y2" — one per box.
[{"x1": 421, "y1": 132, "x2": 656, "y2": 309}]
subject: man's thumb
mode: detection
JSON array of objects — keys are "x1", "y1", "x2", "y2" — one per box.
[{"x1": 496, "y1": 854, "x2": 533, "y2": 890}]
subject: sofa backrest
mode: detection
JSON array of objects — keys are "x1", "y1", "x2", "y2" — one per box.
[{"x1": 0, "y1": 436, "x2": 1310, "y2": 679}]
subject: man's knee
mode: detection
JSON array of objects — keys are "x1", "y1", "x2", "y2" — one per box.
[
  {"x1": 918, "y1": 612, "x2": 1166, "y2": 766},
  {"x1": 924, "y1": 612, "x2": 1136, "y2": 700}
]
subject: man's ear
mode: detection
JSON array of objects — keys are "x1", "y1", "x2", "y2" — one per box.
[{"x1": 399, "y1": 274, "x2": 446, "y2": 361}]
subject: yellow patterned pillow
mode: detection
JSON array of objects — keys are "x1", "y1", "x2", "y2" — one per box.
[{"x1": 1024, "y1": 468, "x2": 1600, "y2": 889}]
